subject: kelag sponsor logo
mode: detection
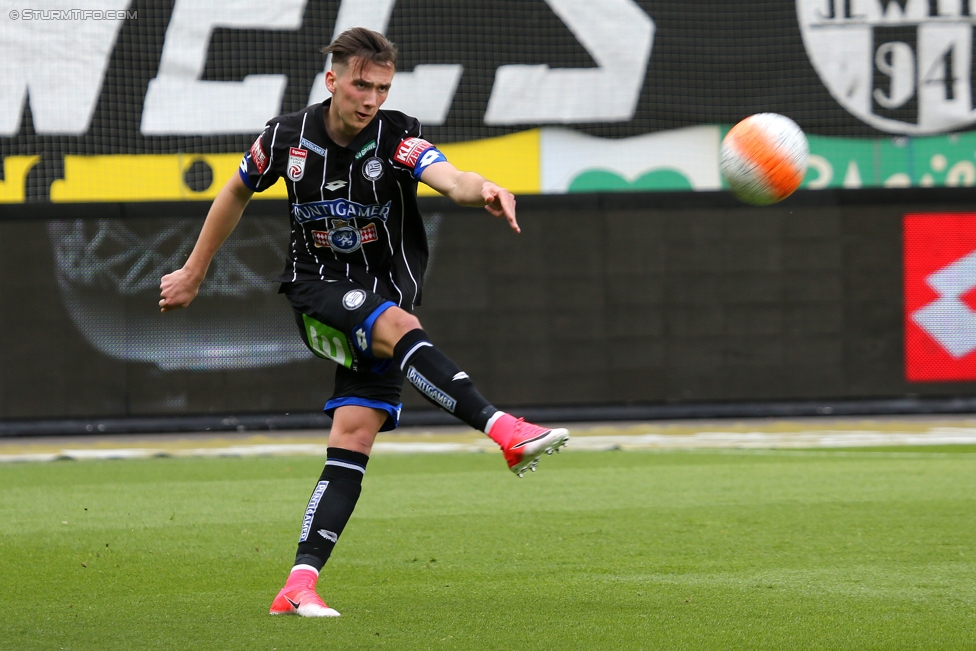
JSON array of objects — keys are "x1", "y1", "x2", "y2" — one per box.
[
  {"x1": 394, "y1": 138, "x2": 435, "y2": 169},
  {"x1": 292, "y1": 199, "x2": 392, "y2": 223},
  {"x1": 249, "y1": 135, "x2": 268, "y2": 174},
  {"x1": 904, "y1": 214, "x2": 976, "y2": 381}
]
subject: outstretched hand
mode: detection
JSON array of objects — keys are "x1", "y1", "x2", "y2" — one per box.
[
  {"x1": 482, "y1": 182, "x2": 519, "y2": 234},
  {"x1": 159, "y1": 267, "x2": 202, "y2": 313}
]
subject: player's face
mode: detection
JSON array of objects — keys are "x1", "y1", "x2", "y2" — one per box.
[{"x1": 325, "y1": 58, "x2": 394, "y2": 138}]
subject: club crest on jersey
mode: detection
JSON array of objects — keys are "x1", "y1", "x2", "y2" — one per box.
[
  {"x1": 362, "y1": 157, "x2": 384, "y2": 181},
  {"x1": 287, "y1": 147, "x2": 307, "y2": 181},
  {"x1": 311, "y1": 222, "x2": 378, "y2": 251},
  {"x1": 342, "y1": 290, "x2": 367, "y2": 311}
]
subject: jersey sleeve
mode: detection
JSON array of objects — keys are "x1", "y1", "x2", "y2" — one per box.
[
  {"x1": 391, "y1": 118, "x2": 448, "y2": 181},
  {"x1": 238, "y1": 122, "x2": 281, "y2": 192}
]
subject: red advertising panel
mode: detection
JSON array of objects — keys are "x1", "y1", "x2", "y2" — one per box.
[{"x1": 904, "y1": 214, "x2": 976, "y2": 382}]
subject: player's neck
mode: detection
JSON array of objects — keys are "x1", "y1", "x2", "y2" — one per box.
[{"x1": 324, "y1": 106, "x2": 360, "y2": 148}]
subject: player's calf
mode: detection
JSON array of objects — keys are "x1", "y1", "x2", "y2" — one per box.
[
  {"x1": 393, "y1": 328, "x2": 569, "y2": 475},
  {"x1": 393, "y1": 328, "x2": 496, "y2": 430}
]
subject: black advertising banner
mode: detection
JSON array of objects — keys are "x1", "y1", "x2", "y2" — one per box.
[
  {"x1": 4, "y1": 1, "x2": 976, "y2": 423},
  {"x1": 3, "y1": 191, "x2": 976, "y2": 421},
  {"x1": 2, "y1": 0, "x2": 976, "y2": 201}
]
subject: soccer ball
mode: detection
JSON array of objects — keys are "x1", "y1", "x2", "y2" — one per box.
[{"x1": 719, "y1": 113, "x2": 809, "y2": 205}]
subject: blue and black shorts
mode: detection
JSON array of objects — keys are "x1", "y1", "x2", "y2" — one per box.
[{"x1": 282, "y1": 280, "x2": 403, "y2": 432}]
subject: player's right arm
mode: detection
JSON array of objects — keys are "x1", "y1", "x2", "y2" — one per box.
[{"x1": 158, "y1": 173, "x2": 253, "y2": 313}]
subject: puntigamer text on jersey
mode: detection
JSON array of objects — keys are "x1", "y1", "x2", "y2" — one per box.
[{"x1": 291, "y1": 199, "x2": 393, "y2": 224}]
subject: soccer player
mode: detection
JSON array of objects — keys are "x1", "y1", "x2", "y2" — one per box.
[{"x1": 158, "y1": 28, "x2": 569, "y2": 618}]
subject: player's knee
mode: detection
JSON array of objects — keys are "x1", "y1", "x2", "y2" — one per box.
[
  {"x1": 329, "y1": 406, "x2": 385, "y2": 453},
  {"x1": 332, "y1": 423, "x2": 376, "y2": 444},
  {"x1": 391, "y1": 310, "x2": 421, "y2": 335},
  {"x1": 371, "y1": 307, "x2": 422, "y2": 358}
]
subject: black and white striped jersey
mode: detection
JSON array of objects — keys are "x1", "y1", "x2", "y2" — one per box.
[{"x1": 239, "y1": 100, "x2": 446, "y2": 310}]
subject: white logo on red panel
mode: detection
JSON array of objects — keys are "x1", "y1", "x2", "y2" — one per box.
[
  {"x1": 393, "y1": 137, "x2": 434, "y2": 169},
  {"x1": 249, "y1": 137, "x2": 268, "y2": 174},
  {"x1": 911, "y1": 250, "x2": 976, "y2": 358},
  {"x1": 287, "y1": 147, "x2": 307, "y2": 181},
  {"x1": 903, "y1": 213, "x2": 976, "y2": 382}
]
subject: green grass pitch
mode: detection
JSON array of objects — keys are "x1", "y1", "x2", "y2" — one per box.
[{"x1": 2, "y1": 447, "x2": 976, "y2": 650}]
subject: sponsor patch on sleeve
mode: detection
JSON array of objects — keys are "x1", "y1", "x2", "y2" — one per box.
[
  {"x1": 393, "y1": 137, "x2": 435, "y2": 169},
  {"x1": 249, "y1": 136, "x2": 268, "y2": 174}
]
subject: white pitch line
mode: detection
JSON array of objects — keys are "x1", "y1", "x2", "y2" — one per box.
[
  {"x1": 566, "y1": 429, "x2": 976, "y2": 450},
  {"x1": 2, "y1": 428, "x2": 976, "y2": 463}
]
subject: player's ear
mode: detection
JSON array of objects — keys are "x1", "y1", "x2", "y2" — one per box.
[{"x1": 325, "y1": 69, "x2": 337, "y2": 94}]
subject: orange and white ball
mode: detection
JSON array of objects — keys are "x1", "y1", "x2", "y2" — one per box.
[{"x1": 720, "y1": 113, "x2": 809, "y2": 205}]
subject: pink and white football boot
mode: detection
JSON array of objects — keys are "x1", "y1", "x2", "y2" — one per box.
[
  {"x1": 269, "y1": 566, "x2": 340, "y2": 618},
  {"x1": 488, "y1": 413, "x2": 569, "y2": 477}
]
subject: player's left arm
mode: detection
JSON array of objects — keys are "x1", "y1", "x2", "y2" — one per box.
[{"x1": 420, "y1": 161, "x2": 520, "y2": 234}]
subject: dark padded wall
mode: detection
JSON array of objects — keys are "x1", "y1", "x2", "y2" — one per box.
[
  {"x1": 421, "y1": 195, "x2": 906, "y2": 405},
  {"x1": 1, "y1": 190, "x2": 973, "y2": 420}
]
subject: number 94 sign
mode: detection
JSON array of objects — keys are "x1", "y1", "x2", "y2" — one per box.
[{"x1": 798, "y1": 0, "x2": 976, "y2": 135}]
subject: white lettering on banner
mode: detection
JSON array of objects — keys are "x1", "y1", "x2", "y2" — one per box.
[
  {"x1": 484, "y1": 0, "x2": 655, "y2": 125},
  {"x1": 0, "y1": 0, "x2": 130, "y2": 135},
  {"x1": 306, "y1": 0, "x2": 463, "y2": 125},
  {"x1": 797, "y1": 0, "x2": 976, "y2": 134},
  {"x1": 140, "y1": 0, "x2": 306, "y2": 135}
]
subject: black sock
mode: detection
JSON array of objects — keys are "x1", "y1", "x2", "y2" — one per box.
[
  {"x1": 393, "y1": 329, "x2": 497, "y2": 431},
  {"x1": 294, "y1": 447, "x2": 368, "y2": 571}
]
